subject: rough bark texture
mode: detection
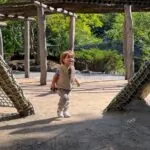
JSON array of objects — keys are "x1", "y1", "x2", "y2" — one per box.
[
  {"x1": 0, "y1": 28, "x2": 3, "y2": 57},
  {"x1": 0, "y1": 56, "x2": 34, "y2": 117},
  {"x1": 69, "y1": 16, "x2": 75, "y2": 51},
  {"x1": 37, "y1": 5, "x2": 47, "y2": 85},
  {"x1": 104, "y1": 61, "x2": 150, "y2": 112},
  {"x1": 124, "y1": 5, "x2": 134, "y2": 80},
  {"x1": 24, "y1": 19, "x2": 30, "y2": 78}
]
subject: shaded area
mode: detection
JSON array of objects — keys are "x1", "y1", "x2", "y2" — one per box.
[{"x1": 1, "y1": 112, "x2": 150, "y2": 150}]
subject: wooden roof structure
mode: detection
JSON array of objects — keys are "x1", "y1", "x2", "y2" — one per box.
[{"x1": 0, "y1": 0, "x2": 150, "y2": 19}]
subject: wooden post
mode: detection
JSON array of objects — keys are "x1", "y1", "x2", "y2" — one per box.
[
  {"x1": 69, "y1": 16, "x2": 75, "y2": 51},
  {"x1": 124, "y1": 5, "x2": 134, "y2": 80},
  {"x1": 37, "y1": 5, "x2": 47, "y2": 85},
  {"x1": 24, "y1": 19, "x2": 30, "y2": 78},
  {"x1": 0, "y1": 27, "x2": 3, "y2": 58},
  {"x1": 123, "y1": 18, "x2": 127, "y2": 80}
]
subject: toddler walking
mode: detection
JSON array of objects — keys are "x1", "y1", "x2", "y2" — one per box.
[{"x1": 51, "y1": 50, "x2": 80, "y2": 118}]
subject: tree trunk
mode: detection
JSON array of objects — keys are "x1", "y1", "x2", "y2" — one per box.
[{"x1": 0, "y1": 56, "x2": 34, "y2": 117}]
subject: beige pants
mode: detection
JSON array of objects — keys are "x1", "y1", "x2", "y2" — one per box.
[{"x1": 57, "y1": 89, "x2": 71, "y2": 112}]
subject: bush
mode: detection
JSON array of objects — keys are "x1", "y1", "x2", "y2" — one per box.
[{"x1": 75, "y1": 49, "x2": 124, "y2": 74}]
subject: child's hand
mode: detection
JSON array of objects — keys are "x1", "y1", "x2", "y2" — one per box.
[
  {"x1": 50, "y1": 83, "x2": 55, "y2": 90},
  {"x1": 76, "y1": 82, "x2": 80, "y2": 87}
]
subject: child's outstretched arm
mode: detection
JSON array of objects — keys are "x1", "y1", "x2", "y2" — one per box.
[{"x1": 74, "y1": 77, "x2": 80, "y2": 87}]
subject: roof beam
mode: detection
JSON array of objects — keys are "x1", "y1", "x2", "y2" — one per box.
[
  {"x1": 0, "y1": 22, "x2": 7, "y2": 26},
  {"x1": 0, "y1": 13, "x2": 35, "y2": 21},
  {"x1": 34, "y1": 1, "x2": 77, "y2": 17}
]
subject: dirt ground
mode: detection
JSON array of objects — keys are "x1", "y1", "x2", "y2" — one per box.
[{"x1": 0, "y1": 78, "x2": 150, "y2": 150}]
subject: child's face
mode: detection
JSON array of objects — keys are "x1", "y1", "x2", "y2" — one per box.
[{"x1": 63, "y1": 54, "x2": 74, "y2": 66}]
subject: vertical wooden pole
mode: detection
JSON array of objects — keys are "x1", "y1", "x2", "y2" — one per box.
[
  {"x1": 24, "y1": 19, "x2": 30, "y2": 78},
  {"x1": 37, "y1": 5, "x2": 47, "y2": 85},
  {"x1": 123, "y1": 18, "x2": 127, "y2": 80},
  {"x1": 0, "y1": 27, "x2": 4, "y2": 58},
  {"x1": 69, "y1": 16, "x2": 75, "y2": 51},
  {"x1": 124, "y1": 5, "x2": 134, "y2": 80}
]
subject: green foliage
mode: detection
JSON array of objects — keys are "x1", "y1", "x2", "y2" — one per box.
[
  {"x1": 2, "y1": 21, "x2": 24, "y2": 58},
  {"x1": 46, "y1": 14, "x2": 103, "y2": 53},
  {"x1": 102, "y1": 50, "x2": 124, "y2": 73},
  {"x1": 0, "y1": 0, "x2": 7, "y2": 4},
  {"x1": 142, "y1": 47, "x2": 150, "y2": 62},
  {"x1": 75, "y1": 49, "x2": 124, "y2": 73},
  {"x1": 46, "y1": 14, "x2": 69, "y2": 54},
  {"x1": 105, "y1": 13, "x2": 124, "y2": 41},
  {"x1": 75, "y1": 14, "x2": 103, "y2": 46},
  {"x1": 133, "y1": 12, "x2": 150, "y2": 47}
]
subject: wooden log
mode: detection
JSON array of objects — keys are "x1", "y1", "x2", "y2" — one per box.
[
  {"x1": 123, "y1": 19, "x2": 127, "y2": 80},
  {"x1": 37, "y1": 5, "x2": 47, "y2": 85},
  {"x1": 69, "y1": 16, "x2": 75, "y2": 51},
  {"x1": 0, "y1": 28, "x2": 3, "y2": 57},
  {"x1": 124, "y1": 5, "x2": 134, "y2": 80},
  {"x1": 24, "y1": 19, "x2": 30, "y2": 78}
]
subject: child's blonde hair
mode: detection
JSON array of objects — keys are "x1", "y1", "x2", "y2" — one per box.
[{"x1": 60, "y1": 50, "x2": 74, "y2": 64}]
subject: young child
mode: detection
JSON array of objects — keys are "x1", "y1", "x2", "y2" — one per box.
[{"x1": 51, "y1": 50, "x2": 80, "y2": 118}]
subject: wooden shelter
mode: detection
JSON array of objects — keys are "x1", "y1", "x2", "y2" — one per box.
[{"x1": 0, "y1": 0, "x2": 150, "y2": 85}]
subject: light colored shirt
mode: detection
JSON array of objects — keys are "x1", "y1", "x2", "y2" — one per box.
[{"x1": 56, "y1": 64, "x2": 75, "y2": 90}]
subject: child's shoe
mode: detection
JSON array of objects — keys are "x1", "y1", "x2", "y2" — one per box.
[
  {"x1": 63, "y1": 111, "x2": 71, "y2": 118},
  {"x1": 57, "y1": 110, "x2": 64, "y2": 118}
]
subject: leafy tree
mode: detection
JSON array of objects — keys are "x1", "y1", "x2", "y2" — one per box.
[
  {"x1": 75, "y1": 49, "x2": 124, "y2": 73},
  {"x1": 142, "y1": 47, "x2": 150, "y2": 62},
  {"x1": 105, "y1": 13, "x2": 124, "y2": 41},
  {"x1": 46, "y1": 14, "x2": 103, "y2": 54},
  {"x1": 2, "y1": 21, "x2": 24, "y2": 58}
]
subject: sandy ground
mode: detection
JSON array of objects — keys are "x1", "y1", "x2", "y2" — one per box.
[{"x1": 0, "y1": 77, "x2": 150, "y2": 150}]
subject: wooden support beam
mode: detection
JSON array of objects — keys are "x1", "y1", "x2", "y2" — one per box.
[
  {"x1": 24, "y1": 19, "x2": 30, "y2": 78},
  {"x1": 0, "y1": 22, "x2": 6, "y2": 58},
  {"x1": 37, "y1": 5, "x2": 47, "y2": 85},
  {"x1": 124, "y1": 5, "x2": 134, "y2": 80},
  {"x1": 0, "y1": 13, "x2": 35, "y2": 21},
  {"x1": 69, "y1": 16, "x2": 75, "y2": 51},
  {"x1": 123, "y1": 18, "x2": 127, "y2": 80},
  {"x1": 34, "y1": 1, "x2": 77, "y2": 17},
  {"x1": 0, "y1": 28, "x2": 3, "y2": 58}
]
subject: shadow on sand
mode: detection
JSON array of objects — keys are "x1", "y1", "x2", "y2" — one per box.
[{"x1": 1, "y1": 101, "x2": 150, "y2": 150}]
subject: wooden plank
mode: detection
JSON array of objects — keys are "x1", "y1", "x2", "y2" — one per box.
[
  {"x1": 69, "y1": 16, "x2": 75, "y2": 51},
  {"x1": 24, "y1": 19, "x2": 30, "y2": 78},
  {"x1": 37, "y1": 5, "x2": 47, "y2": 85}
]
